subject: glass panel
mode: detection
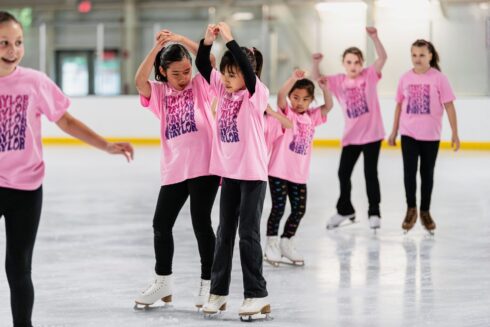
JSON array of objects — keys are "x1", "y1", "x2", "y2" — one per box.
[
  {"x1": 61, "y1": 54, "x2": 89, "y2": 96},
  {"x1": 95, "y1": 50, "x2": 121, "y2": 96}
]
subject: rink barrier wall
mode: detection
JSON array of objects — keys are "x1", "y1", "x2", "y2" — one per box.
[{"x1": 40, "y1": 96, "x2": 490, "y2": 150}]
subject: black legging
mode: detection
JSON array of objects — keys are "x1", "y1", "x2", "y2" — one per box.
[
  {"x1": 0, "y1": 186, "x2": 43, "y2": 327},
  {"x1": 336, "y1": 140, "x2": 382, "y2": 217},
  {"x1": 401, "y1": 135, "x2": 440, "y2": 211},
  {"x1": 266, "y1": 176, "x2": 307, "y2": 238},
  {"x1": 153, "y1": 175, "x2": 220, "y2": 280}
]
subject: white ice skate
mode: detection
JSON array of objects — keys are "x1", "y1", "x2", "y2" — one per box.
[
  {"x1": 202, "y1": 294, "x2": 227, "y2": 316},
  {"x1": 279, "y1": 237, "x2": 304, "y2": 266},
  {"x1": 195, "y1": 279, "x2": 211, "y2": 310},
  {"x1": 368, "y1": 215, "x2": 381, "y2": 231},
  {"x1": 326, "y1": 213, "x2": 356, "y2": 229},
  {"x1": 134, "y1": 274, "x2": 173, "y2": 309},
  {"x1": 239, "y1": 297, "x2": 272, "y2": 322},
  {"x1": 264, "y1": 236, "x2": 282, "y2": 267}
]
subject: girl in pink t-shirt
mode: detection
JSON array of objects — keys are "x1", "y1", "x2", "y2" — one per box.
[
  {"x1": 133, "y1": 30, "x2": 220, "y2": 309},
  {"x1": 312, "y1": 27, "x2": 388, "y2": 231},
  {"x1": 0, "y1": 12, "x2": 134, "y2": 327},
  {"x1": 388, "y1": 39, "x2": 460, "y2": 234},
  {"x1": 264, "y1": 69, "x2": 332, "y2": 267},
  {"x1": 195, "y1": 22, "x2": 271, "y2": 319}
]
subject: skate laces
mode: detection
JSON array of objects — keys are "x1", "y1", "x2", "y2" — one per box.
[
  {"x1": 142, "y1": 277, "x2": 167, "y2": 295},
  {"x1": 243, "y1": 298, "x2": 255, "y2": 306},
  {"x1": 198, "y1": 281, "x2": 210, "y2": 296},
  {"x1": 209, "y1": 294, "x2": 223, "y2": 303}
]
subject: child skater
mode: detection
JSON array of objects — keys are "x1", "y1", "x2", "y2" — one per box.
[
  {"x1": 133, "y1": 29, "x2": 220, "y2": 309},
  {"x1": 264, "y1": 69, "x2": 332, "y2": 267},
  {"x1": 312, "y1": 27, "x2": 388, "y2": 230},
  {"x1": 0, "y1": 12, "x2": 134, "y2": 327},
  {"x1": 388, "y1": 39, "x2": 460, "y2": 234},
  {"x1": 195, "y1": 22, "x2": 271, "y2": 320}
]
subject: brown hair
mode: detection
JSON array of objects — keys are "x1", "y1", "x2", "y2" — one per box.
[
  {"x1": 0, "y1": 11, "x2": 22, "y2": 28},
  {"x1": 411, "y1": 39, "x2": 441, "y2": 71},
  {"x1": 342, "y1": 47, "x2": 364, "y2": 63}
]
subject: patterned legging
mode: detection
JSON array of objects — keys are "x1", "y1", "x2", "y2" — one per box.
[{"x1": 266, "y1": 176, "x2": 307, "y2": 238}]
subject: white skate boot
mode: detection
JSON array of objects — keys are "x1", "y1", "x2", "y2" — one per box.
[
  {"x1": 368, "y1": 215, "x2": 381, "y2": 230},
  {"x1": 279, "y1": 237, "x2": 304, "y2": 266},
  {"x1": 202, "y1": 294, "x2": 227, "y2": 316},
  {"x1": 326, "y1": 213, "x2": 356, "y2": 229},
  {"x1": 134, "y1": 274, "x2": 173, "y2": 309},
  {"x1": 195, "y1": 279, "x2": 210, "y2": 310},
  {"x1": 239, "y1": 297, "x2": 272, "y2": 321},
  {"x1": 264, "y1": 236, "x2": 282, "y2": 267}
]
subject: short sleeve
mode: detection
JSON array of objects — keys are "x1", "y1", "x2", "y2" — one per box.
[
  {"x1": 249, "y1": 78, "x2": 269, "y2": 114},
  {"x1": 438, "y1": 73, "x2": 456, "y2": 104},
  {"x1": 309, "y1": 107, "x2": 327, "y2": 127},
  {"x1": 265, "y1": 114, "x2": 284, "y2": 146},
  {"x1": 366, "y1": 65, "x2": 382, "y2": 83},
  {"x1": 139, "y1": 81, "x2": 164, "y2": 119},
  {"x1": 395, "y1": 77, "x2": 405, "y2": 104},
  {"x1": 36, "y1": 74, "x2": 71, "y2": 122},
  {"x1": 326, "y1": 74, "x2": 342, "y2": 98}
]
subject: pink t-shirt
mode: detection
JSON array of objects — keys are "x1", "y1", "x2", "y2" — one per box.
[
  {"x1": 268, "y1": 105, "x2": 326, "y2": 184},
  {"x1": 327, "y1": 65, "x2": 385, "y2": 146},
  {"x1": 0, "y1": 67, "x2": 70, "y2": 190},
  {"x1": 264, "y1": 113, "x2": 284, "y2": 159},
  {"x1": 395, "y1": 68, "x2": 456, "y2": 141},
  {"x1": 203, "y1": 70, "x2": 269, "y2": 181},
  {"x1": 140, "y1": 74, "x2": 215, "y2": 185}
]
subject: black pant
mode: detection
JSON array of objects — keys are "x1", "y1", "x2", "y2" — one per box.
[
  {"x1": 337, "y1": 140, "x2": 382, "y2": 217},
  {"x1": 401, "y1": 135, "x2": 440, "y2": 211},
  {"x1": 210, "y1": 178, "x2": 268, "y2": 298},
  {"x1": 153, "y1": 175, "x2": 220, "y2": 280},
  {"x1": 0, "y1": 186, "x2": 43, "y2": 327},
  {"x1": 266, "y1": 176, "x2": 307, "y2": 238}
]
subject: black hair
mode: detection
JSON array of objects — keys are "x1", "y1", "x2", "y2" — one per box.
[
  {"x1": 411, "y1": 39, "x2": 441, "y2": 71},
  {"x1": 288, "y1": 78, "x2": 315, "y2": 100},
  {"x1": 0, "y1": 11, "x2": 22, "y2": 28},
  {"x1": 154, "y1": 43, "x2": 192, "y2": 82},
  {"x1": 219, "y1": 46, "x2": 263, "y2": 79}
]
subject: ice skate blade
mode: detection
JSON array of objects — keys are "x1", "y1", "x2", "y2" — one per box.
[
  {"x1": 280, "y1": 257, "x2": 305, "y2": 266},
  {"x1": 239, "y1": 313, "x2": 273, "y2": 322},
  {"x1": 133, "y1": 302, "x2": 172, "y2": 311},
  {"x1": 263, "y1": 257, "x2": 280, "y2": 267},
  {"x1": 327, "y1": 218, "x2": 358, "y2": 230}
]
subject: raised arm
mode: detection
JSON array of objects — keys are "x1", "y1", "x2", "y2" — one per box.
[
  {"x1": 266, "y1": 105, "x2": 293, "y2": 129},
  {"x1": 277, "y1": 69, "x2": 305, "y2": 111},
  {"x1": 134, "y1": 30, "x2": 169, "y2": 98},
  {"x1": 317, "y1": 76, "x2": 334, "y2": 116},
  {"x1": 161, "y1": 30, "x2": 217, "y2": 68},
  {"x1": 444, "y1": 101, "x2": 460, "y2": 151},
  {"x1": 195, "y1": 24, "x2": 219, "y2": 83},
  {"x1": 311, "y1": 53, "x2": 324, "y2": 81},
  {"x1": 217, "y1": 22, "x2": 257, "y2": 95},
  {"x1": 388, "y1": 103, "x2": 402, "y2": 146},
  {"x1": 366, "y1": 27, "x2": 387, "y2": 74},
  {"x1": 56, "y1": 112, "x2": 134, "y2": 162}
]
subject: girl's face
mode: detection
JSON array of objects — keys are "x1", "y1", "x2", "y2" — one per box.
[
  {"x1": 0, "y1": 21, "x2": 24, "y2": 77},
  {"x1": 160, "y1": 58, "x2": 192, "y2": 90},
  {"x1": 221, "y1": 66, "x2": 246, "y2": 93},
  {"x1": 289, "y1": 88, "x2": 313, "y2": 114},
  {"x1": 411, "y1": 46, "x2": 432, "y2": 71},
  {"x1": 342, "y1": 53, "x2": 363, "y2": 79}
]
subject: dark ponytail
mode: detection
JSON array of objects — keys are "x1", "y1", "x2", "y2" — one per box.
[
  {"x1": 219, "y1": 46, "x2": 263, "y2": 79},
  {"x1": 412, "y1": 39, "x2": 441, "y2": 71},
  {"x1": 0, "y1": 11, "x2": 22, "y2": 28},
  {"x1": 154, "y1": 43, "x2": 192, "y2": 82}
]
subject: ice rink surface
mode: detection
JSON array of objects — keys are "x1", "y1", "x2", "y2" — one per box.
[{"x1": 0, "y1": 147, "x2": 489, "y2": 326}]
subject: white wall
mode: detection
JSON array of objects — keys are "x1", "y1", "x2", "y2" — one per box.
[{"x1": 42, "y1": 96, "x2": 490, "y2": 142}]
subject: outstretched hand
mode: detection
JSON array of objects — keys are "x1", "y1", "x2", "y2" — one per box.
[{"x1": 106, "y1": 142, "x2": 134, "y2": 162}]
